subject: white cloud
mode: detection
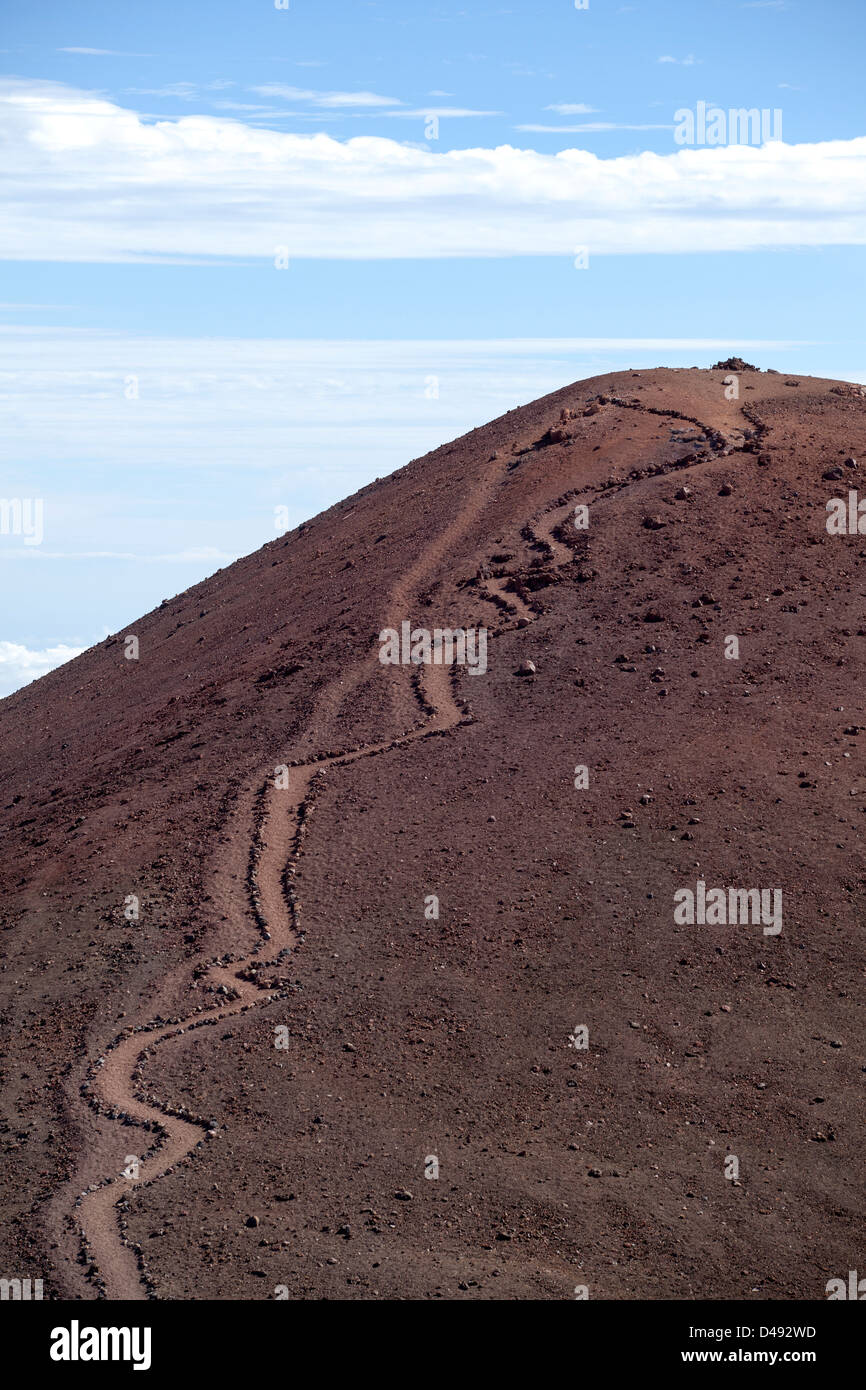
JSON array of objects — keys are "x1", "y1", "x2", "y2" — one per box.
[
  {"x1": 382, "y1": 107, "x2": 500, "y2": 119},
  {"x1": 251, "y1": 83, "x2": 402, "y2": 108},
  {"x1": 0, "y1": 640, "x2": 84, "y2": 697},
  {"x1": 211, "y1": 101, "x2": 277, "y2": 113},
  {"x1": 659, "y1": 54, "x2": 699, "y2": 65},
  {"x1": 58, "y1": 47, "x2": 153, "y2": 57},
  {"x1": 1, "y1": 78, "x2": 865, "y2": 261},
  {"x1": 517, "y1": 122, "x2": 672, "y2": 133},
  {"x1": 546, "y1": 103, "x2": 599, "y2": 114},
  {"x1": 125, "y1": 83, "x2": 198, "y2": 100}
]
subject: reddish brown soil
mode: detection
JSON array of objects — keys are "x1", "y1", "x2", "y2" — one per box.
[{"x1": 1, "y1": 366, "x2": 863, "y2": 1301}]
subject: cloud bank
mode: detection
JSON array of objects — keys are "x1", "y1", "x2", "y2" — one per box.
[{"x1": 2, "y1": 78, "x2": 865, "y2": 261}]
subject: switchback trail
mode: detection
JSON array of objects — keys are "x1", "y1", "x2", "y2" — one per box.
[
  {"x1": 59, "y1": 451, "x2": 522, "y2": 1299},
  {"x1": 57, "y1": 395, "x2": 752, "y2": 1298}
]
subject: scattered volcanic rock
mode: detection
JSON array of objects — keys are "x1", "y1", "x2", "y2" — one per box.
[
  {"x1": 0, "y1": 365, "x2": 863, "y2": 1303},
  {"x1": 711, "y1": 357, "x2": 759, "y2": 371}
]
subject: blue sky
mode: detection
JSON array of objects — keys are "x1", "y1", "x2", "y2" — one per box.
[{"x1": 1, "y1": 0, "x2": 864, "y2": 694}]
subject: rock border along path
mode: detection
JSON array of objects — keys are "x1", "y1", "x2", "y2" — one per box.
[
  {"x1": 58, "y1": 450, "x2": 517, "y2": 1299},
  {"x1": 56, "y1": 398, "x2": 755, "y2": 1299}
]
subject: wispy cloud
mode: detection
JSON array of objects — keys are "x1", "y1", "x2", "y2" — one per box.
[
  {"x1": 251, "y1": 83, "x2": 402, "y2": 108},
  {"x1": 211, "y1": 101, "x2": 277, "y2": 113},
  {"x1": 382, "y1": 107, "x2": 500, "y2": 119},
  {"x1": 126, "y1": 83, "x2": 198, "y2": 100},
  {"x1": 546, "y1": 103, "x2": 599, "y2": 115},
  {"x1": 59, "y1": 47, "x2": 153, "y2": 57},
  {"x1": 518, "y1": 122, "x2": 672, "y2": 133},
  {"x1": 659, "y1": 54, "x2": 700, "y2": 65}
]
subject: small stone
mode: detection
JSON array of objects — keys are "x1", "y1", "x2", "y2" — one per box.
[{"x1": 516, "y1": 660, "x2": 536, "y2": 676}]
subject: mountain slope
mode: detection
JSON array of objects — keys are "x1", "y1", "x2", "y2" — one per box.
[{"x1": 1, "y1": 365, "x2": 864, "y2": 1300}]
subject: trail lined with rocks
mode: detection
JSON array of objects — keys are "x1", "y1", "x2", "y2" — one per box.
[{"x1": 63, "y1": 449, "x2": 551, "y2": 1299}]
